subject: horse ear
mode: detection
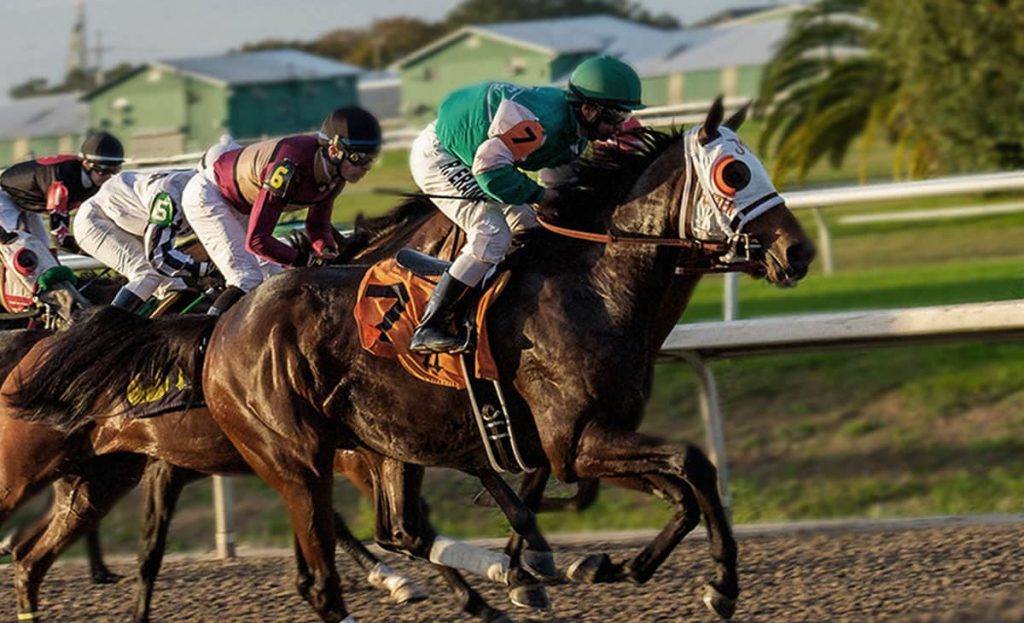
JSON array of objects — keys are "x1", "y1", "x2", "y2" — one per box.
[
  {"x1": 699, "y1": 96, "x2": 725, "y2": 145},
  {"x1": 724, "y1": 102, "x2": 749, "y2": 132}
]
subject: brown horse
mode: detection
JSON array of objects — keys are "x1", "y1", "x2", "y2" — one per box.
[
  {"x1": 10, "y1": 101, "x2": 814, "y2": 622},
  {"x1": 0, "y1": 224, "x2": 538, "y2": 622}
]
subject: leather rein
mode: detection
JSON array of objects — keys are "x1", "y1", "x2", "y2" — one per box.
[{"x1": 377, "y1": 189, "x2": 765, "y2": 275}]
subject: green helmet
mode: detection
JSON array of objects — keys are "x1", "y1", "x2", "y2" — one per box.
[{"x1": 567, "y1": 56, "x2": 645, "y2": 110}]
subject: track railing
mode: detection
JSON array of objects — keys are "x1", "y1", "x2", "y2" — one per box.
[{"x1": 658, "y1": 299, "x2": 1024, "y2": 509}]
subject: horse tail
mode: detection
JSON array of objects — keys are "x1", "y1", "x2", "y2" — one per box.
[{"x1": 8, "y1": 306, "x2": 216, "y2": 432}]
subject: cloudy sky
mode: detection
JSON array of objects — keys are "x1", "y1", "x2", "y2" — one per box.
[{"x1": 0, "y1": 0, "x2": 781, "y2": 100}]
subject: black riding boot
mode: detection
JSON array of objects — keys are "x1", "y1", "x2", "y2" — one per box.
[
  {"x1": 110, "y1": 287, "x2": 145, "y2": 313},
  {"x1": 409, "y1": 271, "x2": 472, "y2": 354},
  {"x1": 207, "y1": 286, "x2": 245, "y2": 317}
]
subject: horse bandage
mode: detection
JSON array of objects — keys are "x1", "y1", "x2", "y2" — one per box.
[{"x1": 429, "y1": 536, "x2": 510, "y2": 584}]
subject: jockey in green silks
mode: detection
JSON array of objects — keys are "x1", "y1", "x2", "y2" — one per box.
[{"x1": 407, "y1": 55, "x2": 645, "y2": 354}]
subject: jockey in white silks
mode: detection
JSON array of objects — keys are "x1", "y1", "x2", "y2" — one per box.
[
  {"x1": 71, "y1": 137, "x2": 237, "y2": 311},
  {"x1": 406, "y1": 55, "x2": 646, "y2": 354}
]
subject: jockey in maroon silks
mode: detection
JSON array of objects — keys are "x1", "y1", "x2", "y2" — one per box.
[
  {"x1": 181, "y1": 106, "x2": 382, "y2": 315},
  {"x1": 0, "y1": 132, "x2": 125, "y2": 254}
]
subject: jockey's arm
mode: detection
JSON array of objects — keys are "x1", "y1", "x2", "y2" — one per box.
[
  {"x1": 144, "y1": 190, "x2": 208, "y2": 278},
  {"x1": 245, "y1": 160, "x2": 302, "y2": 266},
  {"x1": 45, "y1": 181, "x2": 77, "y2": 252},
  {"x1": 471, "y1": 99, "x2": 548, "y2": 205},
  {"x1": 303, "y1": 197, "x2": 338, "y2": 260}
]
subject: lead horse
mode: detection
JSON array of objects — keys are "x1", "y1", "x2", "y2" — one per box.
[{"x1": 11, "y1": 100, "x2": 814, "y2": 622}]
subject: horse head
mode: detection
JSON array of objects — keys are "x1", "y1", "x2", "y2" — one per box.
[
  {"x1": 0, "y1": 227, "x2": 89, "y2": 329},
  {"x1": 680, "y1": 97, "x2": 815, "y2": 285}
]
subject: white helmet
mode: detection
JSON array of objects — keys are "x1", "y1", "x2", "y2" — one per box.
[{"x1": 197, "y1": 134, "x2": 241, "y2": 172}]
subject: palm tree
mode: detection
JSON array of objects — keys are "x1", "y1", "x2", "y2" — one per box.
[{"x1": 756, "y1": 0, "x2": 921, "y2": 184}]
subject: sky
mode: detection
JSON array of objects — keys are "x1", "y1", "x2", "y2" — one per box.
[{"x1": 0, "y1": 0, "x2": 775, "y2": 101}]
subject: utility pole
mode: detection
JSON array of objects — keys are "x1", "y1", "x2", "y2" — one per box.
[{"x1": 89, "y1": 30, "x2": 113, "y2": 87}]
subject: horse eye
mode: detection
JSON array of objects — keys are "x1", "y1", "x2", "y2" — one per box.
[{"x1": 722, "y1": 161, "x2": 750, "y2": 191}]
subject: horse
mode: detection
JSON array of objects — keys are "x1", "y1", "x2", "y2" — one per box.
[
  {"x1": 0, "y1": 221, "x2": 547, "y2": 621},
  {"x1": 8, "y1": 99, "x2": 814, "y2": 621}
]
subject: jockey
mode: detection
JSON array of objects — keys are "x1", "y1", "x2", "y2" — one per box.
[
  {"x1": 73, "y1": 166, "x2": 210, "y2": 312},
  {"x1": 408, "y1": 55, "x2": 645, "y2": 354},
  {"x1": 181, "y1": 106, "x2": 381, "y2": 316},
  {"x1": 0, "y1": 132, "x2": 125, "y2": 253}
]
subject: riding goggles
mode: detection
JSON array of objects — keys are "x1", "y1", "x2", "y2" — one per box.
[
  {"x1": 87, "y1": 161, "x2": 122, "y2": 175},
  {"x1": 340, "y1": 149, "x2": 377, "y2": 167},
  {"x1": 598, "y1": 106, "x2": 632, "y2": 126}
]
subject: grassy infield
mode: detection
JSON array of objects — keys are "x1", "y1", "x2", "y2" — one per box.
[{"x1": 74, "y1": 126, "x2": 1024, "y2": 552}]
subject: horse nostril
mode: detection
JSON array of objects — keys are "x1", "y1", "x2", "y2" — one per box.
[{"x1": 786, "y1": 242, "x2": 816, "y2": 275}]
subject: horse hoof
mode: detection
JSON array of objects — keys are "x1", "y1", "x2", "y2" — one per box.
[
  {"x1": 566, "y1": 553, "x2": 612, "y2": 584},
  {"x1": 366, "y1": 563, "x2": 428, "y2": 604},
  {"x1": 521, "y1": 549, "x2": 560, "y2": 582},
  {"x1": 702, "y1": 583, "x2": 737, "y2": 620},
  {"x1": 91, "y1": 569, "x2": 124, "y2": 584},
  {"x1": 508, "y1": 582, "x2": 550, "y2": 611},
  {"x1": 390, "y1": 582, "x2": 429, "y2": 605}
]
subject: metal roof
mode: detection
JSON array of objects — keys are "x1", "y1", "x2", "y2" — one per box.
[
  {"x1": 157, "y1": 49, "x2": 363, "y2": 87},
  {"x1": 634, "y1": 20, "x2": 790, "y2": 75},
  {"x1": 393, "y1": 15, "x2": 685, "y2": 70},
  {"x1": 0, "y1": 93, "x2": 87, "y2": 140}
]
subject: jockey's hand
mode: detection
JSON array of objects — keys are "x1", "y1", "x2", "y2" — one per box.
[
  {"x1": 317, "y1": 246, "x2": 339, "y2": 262},
  {"x1": 535, "y1": 188, "x2": 560, "y2": 221},
  {"x1": 57, "y1": 234, "x2": 81, "y2": 255}
]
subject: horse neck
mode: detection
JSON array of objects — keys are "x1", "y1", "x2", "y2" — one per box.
[
  {"x1": 528, "y1": 140, "x2": 688, "y2": 340},
  {"x1": 580, "y1": 140, "x2": 691, "y2": 332}
]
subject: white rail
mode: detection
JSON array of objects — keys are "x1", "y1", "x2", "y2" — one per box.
[{"x1": 657, "y1": 299, "x2": 1024, "y2": 508}]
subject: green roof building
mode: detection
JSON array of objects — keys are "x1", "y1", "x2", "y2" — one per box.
[
  {"x1": 392, "y1": 14, "x2": 793, "y2": 124},
  {"x1": 83, "y1": 49, "x2": 364, "y2": 158}
]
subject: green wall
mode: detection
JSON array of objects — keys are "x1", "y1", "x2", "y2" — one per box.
[
  {"x1": 227, "y1": 77, "x2": 358, "y2": 142},
  {"x1": 399, "y1": 35, "x2": 552, "y2": 124}
]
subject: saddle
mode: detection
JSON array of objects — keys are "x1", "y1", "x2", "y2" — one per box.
[
  {"x1": 354, "y1": 249, "x2": 505, "y2": 389},
  {"x1": 355, "y1": 250, "x2": 532, "y2": 473}
]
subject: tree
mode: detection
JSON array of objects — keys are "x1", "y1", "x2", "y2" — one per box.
[
  {"x1": 445, "y1": 0, "x2": 678, "y2": 29},
  {"x1": 870, "y1": 0, "x2": 1024, "y2": 171},
  {"x1": 755, "y1": 0, "x2": 902, "y2": 183}
]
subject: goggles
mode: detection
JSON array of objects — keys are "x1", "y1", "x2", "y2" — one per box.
[
  {"x1": 86, "y1": 161, "x2": 122, "y2": 175},
  {"x1": 340, "y1": 149, "x2": 377, "y2": 167},
  {"x1": 597, "y1": 106, "x2": 632, "y2": 126}
]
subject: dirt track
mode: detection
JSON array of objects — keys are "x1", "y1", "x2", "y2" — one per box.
[{"x1": 0, "y1": 521, "x2": 1021, "y2": 622}]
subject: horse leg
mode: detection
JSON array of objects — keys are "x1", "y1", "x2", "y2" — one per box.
[
  {"x1": 12, "y1": 454, "x2": 145, "y2": 622},
  {"x1": 235, "y1": 440, "x2": 350, "y2": 623},
  {"x1": 85, "y1": 528, "x2": 120, "y2": 584},
  {"x1": 566, "y1": 426, "x2": 738, "y2": 620},
  {"x1": 472, "y1": 469, "x2": 558, "y2": 582},
  {"x1": 331, "y1": 451, "x2": 428, "y2": 604},
  {"x1": 132, "y1": 460, "x2": 204, "y2": 623},
  {"x1": 372, "y1": 457, "x2": 548, "y2": 614}
]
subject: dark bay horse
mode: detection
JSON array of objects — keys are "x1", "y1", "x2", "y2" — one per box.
[{"x1": 9, "y1": 101, "x2": 814, "y2": 622}]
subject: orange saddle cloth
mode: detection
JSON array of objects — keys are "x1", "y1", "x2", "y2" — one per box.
[{"x1": 353, "y1": 257, "x2": 507, "y2": 389}]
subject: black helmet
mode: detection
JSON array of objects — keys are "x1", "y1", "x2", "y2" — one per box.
[
  {"x1": 318, "y1": 106, "x2": 382, "y2": 156},
  {"x1": 80, "y1": 132, "x2": 125, "y2": 170}
]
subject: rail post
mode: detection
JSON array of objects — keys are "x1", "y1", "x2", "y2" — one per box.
[
  {"x1": 213, "y1": 476, "x2": 236, "y2": 559},
  {"x1": 811, "y1": 206, "x2": 835, "y2": 275},
  {"x1": 680, "y1": 352, "x2": 732, "y2": 513}
]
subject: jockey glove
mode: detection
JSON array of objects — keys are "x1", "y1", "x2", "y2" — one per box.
[
  {"x1": 57, "y1": 234, "x2": 81, "y2": 255},
  {"x1": 291, "y1": 245, "x2": 313, "y2": 267}
]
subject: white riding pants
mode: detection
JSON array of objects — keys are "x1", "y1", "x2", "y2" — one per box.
[
  {"x1": 74, "y1": 200, "x2": 186, "y2": 300},
  {"x1": 409, "y1": 122, "x2": 538, "y2": 287},
  {"x1": 0, "y1": 190, "x2": 49, "y2": 246},
  {"x1": 181, "y1": 171, "x2": 281, "y2": 292}
]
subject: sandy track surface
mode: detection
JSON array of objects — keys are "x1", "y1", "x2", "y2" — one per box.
[{"x1": 0, "y1": 522, "x2": 1021, "y2": 622}]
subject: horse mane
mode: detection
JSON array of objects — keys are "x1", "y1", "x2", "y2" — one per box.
[
  {"x1": 9, "y1": 306, "x2": 217, "y2": 432},
  {"x1": 551, "y1": 127, "x2": 685, "y2": 227},
  {"x1": 335, "y1": 197, "x2": 437, "y2": 262}
]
